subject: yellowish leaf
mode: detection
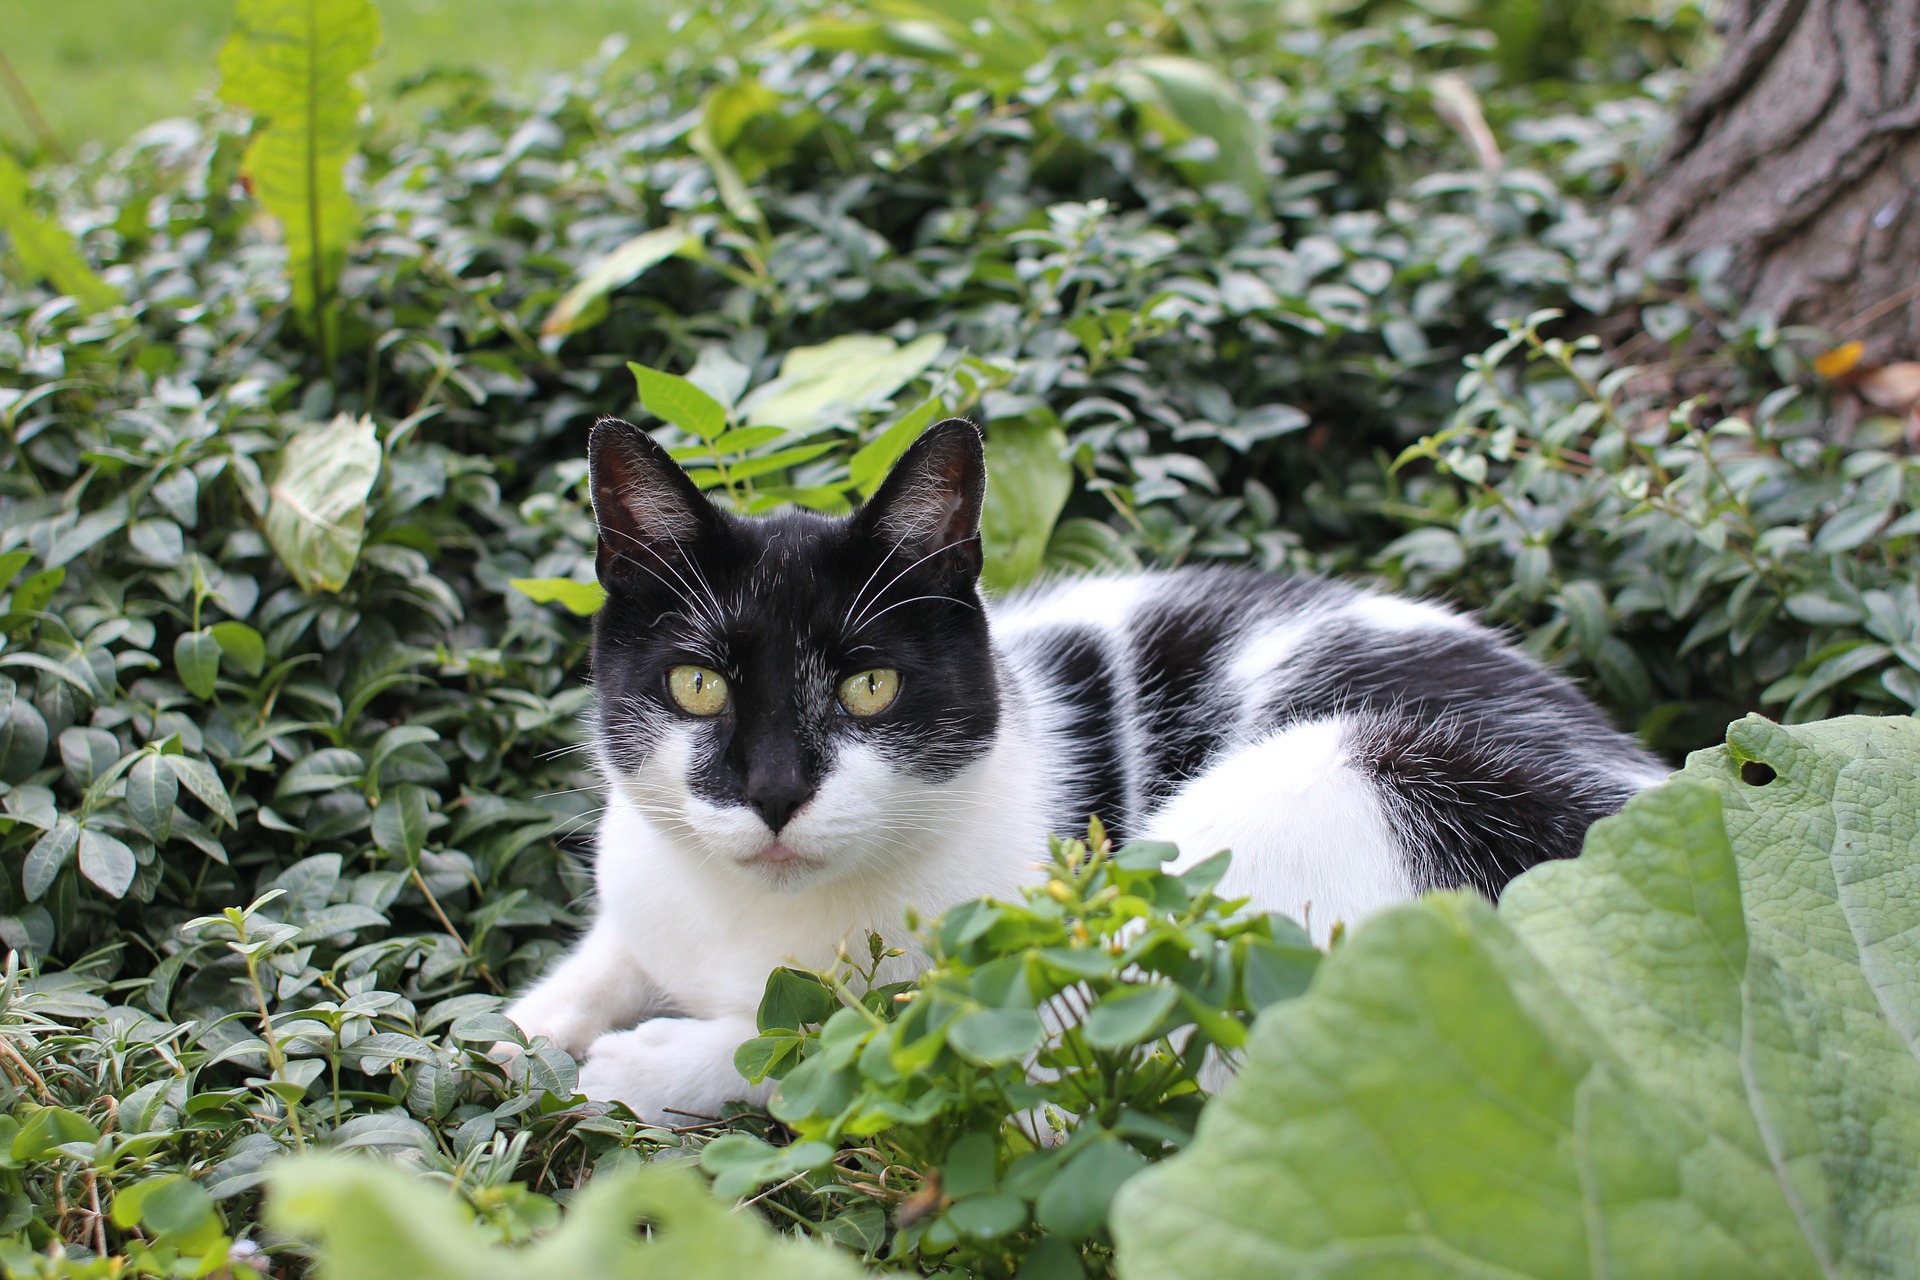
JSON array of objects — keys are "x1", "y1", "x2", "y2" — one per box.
[{"x1": 1813, "y1": 341, "x2": 1864, "y2": 379}]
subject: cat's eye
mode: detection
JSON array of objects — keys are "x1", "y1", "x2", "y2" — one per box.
[
  {"x1": 667, "y1": 665, "x2": 730, "y2": 716},
  {"x1": 838, "y1": 668, "x2": 901, "y2": 718}
]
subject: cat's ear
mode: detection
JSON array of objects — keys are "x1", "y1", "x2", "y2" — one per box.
[
  {"x1": 587, "y1": 418, "x2": 719, "y2": 581},
  {"x1": 855, "y1": 418, "x2": 986, "y2": 578}
]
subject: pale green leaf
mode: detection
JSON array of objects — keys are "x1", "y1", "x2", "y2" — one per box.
[
  {"x1": 509, "y1": 577, "x2": 607, "y2": 616},
  {"x1": 217, "y1": 0, "x2": 381, "y2": 325},
  {"x1": 0, "y1": 153, "x2": 121, "y2": 312},
  {"x1": 543, "y1": 225, "x2": 699, "y2": 336},
  {"x1": 268, "y1": 1156, "x2": 863, "y2": 1280},
  {"x1": 737, "y1": 334, "x2": 945, "y2": 434},
  {"x1": 266, "y1": 414, "x2": 382, "y2": 594}
]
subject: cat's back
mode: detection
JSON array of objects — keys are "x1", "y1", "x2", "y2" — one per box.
[{"x1": 989, "y1": 566, "x2": 1663, "y2": 892}]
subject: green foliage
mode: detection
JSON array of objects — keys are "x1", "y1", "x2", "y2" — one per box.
[
  {"x1": 217, "y1": 0, "x2": 381, "y2": 353},
  {"x1": 0, "y1": 0, "x2": 1912, "y2": 1275},
  {"x1": 722, "y1": 824, "x2": 1318, "y2": 1275},
  {"x1": 1379, "y1": 311, "x2": 1920, "y2": 747},
  {"x1": 268, "y1": 1155, "x2": 863, "y2": 1280},
  {"x1": 0, "y1": 155, "x2": 120, "y2": 314},
  {"x1": 1115, "y1": 714, "x2": 1920, "y2": 1279}
]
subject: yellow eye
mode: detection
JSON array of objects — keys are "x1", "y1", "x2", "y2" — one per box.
[
  {"x1": 838, "y1": 668, "x2": 901, "y2": 718},
  {"x1": 667, "y1": 665, "x2": 730, "y2": 716}
]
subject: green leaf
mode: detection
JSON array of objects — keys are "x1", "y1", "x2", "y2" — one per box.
[
  {"x1": 1036, "y1": 1131, "x2": 1149, "y2": 1240},
  {"x1": 372, "y1": 783, "x2": 433, "y2": 859},
  {"x1": 1115, "y1": 714, "x2": 1920, "y2": 1279},
  {"x1": 544, "y1": 225, "x2": 699, "y2": 336},
  {"x1": 0, "y1": 693, "x2": 49, "y2": 780},
  {"x1": 946, "y1": 1007, "x2": 1044, "y2": 1066},
  {"x1": 78, "y1": 827, "x2": 136, "y2": 897},
  {"x1": 217, "y1": 0, "x2": 380, "y2": 330},
  {"x1": 980, "y1": 418, "x2": 1073, "y2": 592},
  {"x1": 1111, "y1": 56, "x2": 1269, "y2": 204},
  {"x1": 0, "y1": 153, "x2": 121, "y2": 312},
  {"x1": 630, "y1": 363, "x2": 727, "y2": 441},
  {"x1": 266, "y1": 414, "x2": 382, "y2": 594},
  {"x1": 848, "y1": 399, "x2": 942, "y2": 497},
  {"x1": 1083, "y1": 983, "x2": 1179, "y2": 1051},
  {"x1": 163, "y1": 754, "x2": 238, "y2": 829},
  {"x1": 509, "y1": 577, "x2": 607, "y2": 616},
  {"x1": 174, "y1": 629, "x2": 222, "y2": 699},
  {"x1": 8, "y1": 566, "x2": 64, "y2": 616},
  {"x1": 10, "y1": 1106, "x2": 100, "y2": 1161},
  {"x1": 23, "y1": 817, "x2": 78, "y2": 901},
  {"x1": 737, "y1": 334, "x2": 945, "y2": 434},
  {"x1": 269, "y1": 1156, "x2": 863, "y2": 1280},
  {"x1": 210, "y1": 621, "x2": 268, "y2": 677},
  {"x1": 756, "y1": 966, "x2": 839, "y2": 1033},
  {"x1": 699, "y1": 1133, "x2": 836, "y2": 1200}
]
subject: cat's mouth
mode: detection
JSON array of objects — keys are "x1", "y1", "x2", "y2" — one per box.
[{"x1": 740, "y1": 839, "x2": 825, "y2": 879}]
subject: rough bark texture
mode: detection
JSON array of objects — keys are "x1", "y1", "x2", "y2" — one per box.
[{"x1": 1628, "y1": 0, "x2": 1920, "y2": 362}]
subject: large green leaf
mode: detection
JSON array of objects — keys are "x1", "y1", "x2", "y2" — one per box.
[
  {"x1": 980, "y1": 417, "x2": 1072, "y2": 592},
  {"x1": 542, "y1": 225, "x2": 700, "y2": 337},
  {"x1": 1115, "y1": 714, "x2": 1920, "y2": 1280},
  {"x1": 218, "y1": 0, "x2": 380, "y2": 334},
  {"x1": 737, "y1": 333, "x2": 945, "y2": 435},
  {"x1": 0, "y1": 153, "x2": 121, "y2": 312},
  {"x1": 1110, "y1": 56, "x2": 1268, "y2": 205},
  {"x1": 268, "y1": 1154, "x2": 863, "y2": 1280},
  {"x1": 265, "y1": 414, "x2": 382, "y2": 594}
]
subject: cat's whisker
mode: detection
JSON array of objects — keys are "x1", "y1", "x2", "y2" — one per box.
[{"x1": 842, "y1": 535, "x2": 976, "y2": 637}]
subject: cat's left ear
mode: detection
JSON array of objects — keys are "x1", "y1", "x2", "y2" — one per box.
[
  {"x1": 588, "y1": 417, "x2": 721, "y2": 582},
  {"x1": 854, "y1": 418, "x2": 987, "y2": 581}
]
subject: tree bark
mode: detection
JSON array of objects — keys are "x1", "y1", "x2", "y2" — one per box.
[{"x1": 1627, "y1": 0, "x2": 1920, "y2": 362}]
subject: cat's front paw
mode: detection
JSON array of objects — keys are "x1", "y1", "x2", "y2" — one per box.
[
  {"x1": 502, "y1": 996, "x2": 599, "y2": 1060},
  {"x1": 577, "y1": 1016, "x2": 766, "y2": 1126}
]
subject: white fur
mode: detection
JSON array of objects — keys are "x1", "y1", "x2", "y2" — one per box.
[
  {"x1": 508, "y1": 697, "x2": 1053, "y2": 1124},
  {"x1": 1142, "y1": 717, "x2": 1414, "y2": 942}
]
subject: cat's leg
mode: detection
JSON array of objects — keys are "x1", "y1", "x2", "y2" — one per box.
[
  {"x1": 577, "y1": 1012, "x2": 769, "y2": 1126},
  {"x1": 1137, "y1": 716, "x2": 1416, "y2": 945},
  {"x1": 504, "y1": 921, "x2": 661, "y2": 1058}
]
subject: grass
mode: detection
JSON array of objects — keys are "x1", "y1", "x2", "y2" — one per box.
[{"x1": 0, "y1": 0, "x2": 675, "y2": 155}]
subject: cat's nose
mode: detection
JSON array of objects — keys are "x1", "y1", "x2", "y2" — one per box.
[{"x1": 746, "y1": 776, "x2": 813, "y2": 832}]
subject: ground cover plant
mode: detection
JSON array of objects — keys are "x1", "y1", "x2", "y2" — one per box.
[{"x1": 0, "y1": 0, "x2": 1917, "y2": 1274}]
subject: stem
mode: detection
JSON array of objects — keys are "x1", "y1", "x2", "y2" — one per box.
[{"x1": 242, "y1": 949, "x2": 306, "y2": 1149}]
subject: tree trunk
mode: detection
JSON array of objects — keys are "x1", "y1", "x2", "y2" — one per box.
[{"x1": 1628, "y1": 0, "x2": 1920, "y2": 362}]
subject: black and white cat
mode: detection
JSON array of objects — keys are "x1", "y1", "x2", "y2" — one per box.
[{"x1": 505, "y1": 417, "x2": 1666, "y2": 1122}]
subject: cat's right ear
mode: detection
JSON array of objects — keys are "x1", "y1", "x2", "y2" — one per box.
[{"x1": 587, "y1": 418, "x2": 718, "y2": 582}]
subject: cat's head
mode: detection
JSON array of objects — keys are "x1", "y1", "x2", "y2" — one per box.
[{"x1": 586, "y1": 416, "x2": 1000, "y2": 891}]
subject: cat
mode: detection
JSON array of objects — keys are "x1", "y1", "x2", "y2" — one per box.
[{"x1": 504, "y1": 415, "x2": 1667, "y2": 1124}]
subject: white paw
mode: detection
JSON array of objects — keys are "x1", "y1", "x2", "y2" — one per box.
[
  {"x1": 577, "y1": 1017, "x2": 766, "y2": 1126},
  {"x1": 503, "y1": 996, "x2": 596, "y2": 1059}
]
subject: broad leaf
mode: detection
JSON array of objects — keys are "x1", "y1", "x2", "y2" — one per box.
[
  {"x1": 1115, "y1": 714, "x2": 1920, "y2": 1279},
  {"x1": 737, "y1": 334, "x2": 945, "y2": 435},
  {"x1": 266, "y1": 414, "x2": 382, "y2": 594},
  {"x1": 1111, "y1": 57, "x2": 1269, "y2": 204},
  {"x1": 544, "y1": 225, "x2": 699, "y2": 336},
  {"x1": 629, "y1": 363, "x2": 728, "y2": 441},
  {"x1": 0, "y1": 153, "x2": 121, "y2": 312},
  {"x1": 980, "y1": 417, "x2": 1072, "y2": 592},
  {"x1": 218, "y1": 0, "x2": 381, "y2": 336},
  {"x1": 268, "y1": 1156, "x2": 863, "y2": 1279}
]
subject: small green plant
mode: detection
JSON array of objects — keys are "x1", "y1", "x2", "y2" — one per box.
[{"x1": 710, "y1": 823, "x2": 1320, "y2": 1277}]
